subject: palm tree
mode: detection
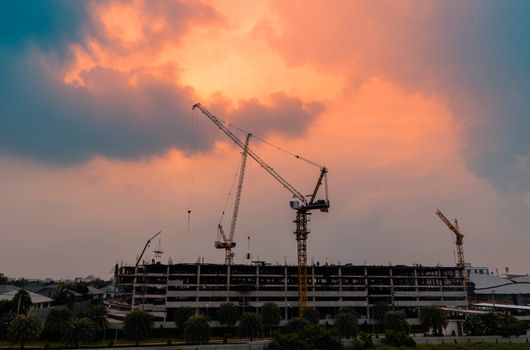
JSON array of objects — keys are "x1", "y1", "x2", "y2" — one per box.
[
  {"x1": 122, "y1": 310, "x2": 154, "y2": 346},
  {"x1": 44, "y1": 307, "x2": 73, "y2": 339},
  {"x1": 87, "y1": 304, "x2": 107, "y2": 339},
  {"x1": 302, "y1": 308, "x2": 320, "y2": 326},
  {"x1": 183, "y1": 315, "x2": 210, "y2": 344},
  {"x1": 384, "y1": 311, "x2": 411, "y2": 333},
  {"x1": 174, "y1": 307, "x2": 194, "y2": 335},
  {"x1": 217, "y1": 302, "x2": 239, "y2": 340},
  {"x1": 62, "y1": 318, "x2": 95, "y2": 349},
  {"x1": 419, "y1": 306, "x2": 448, "y2": 336},
  {"x1": 334, "y1": 309, "x2": 359, "y2": 339},
  {"x1": 217, "y1": 302, "x2": 239, "y2": 328},
  {"x1": 12, "y1": 290, "x2": 32, "y2": 315},
  {"x1": 7, "y1": 315, "x2": 42, "y2": 350},
  {"x1": 238, "y1": 313, "x2": 263, "y2": 341},
  {"x1": 54, "y1": 285, "x2": 76, "y2": 311},
  {"x1": 260, "y1": 302, "x2": 281, "y2": 336}
]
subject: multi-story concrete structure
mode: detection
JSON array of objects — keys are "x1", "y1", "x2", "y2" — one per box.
[{"x1": 108, "y1": 262, "x2": 467, "y2": 327}]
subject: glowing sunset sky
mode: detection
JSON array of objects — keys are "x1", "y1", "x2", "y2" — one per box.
[{"x1": 1, "y1": 0, "x2": 530, "y2": 279}]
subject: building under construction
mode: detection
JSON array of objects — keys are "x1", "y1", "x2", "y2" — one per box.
[{"x1": 107, "y1": 262, "x2": 467, "y2": 327}]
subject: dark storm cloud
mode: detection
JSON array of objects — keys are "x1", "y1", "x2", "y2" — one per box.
[
  {"x1": 0, "y1": 0, "x2": 89, "y2": 56},
  {"x1": 0, "y1": 1, "x2": 323, "y2": 165}
]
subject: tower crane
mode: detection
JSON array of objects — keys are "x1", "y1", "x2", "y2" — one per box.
[
  {"x1": 192, "y1": 103, "x2": 329, "y2": 313},
  {"x1": 435, "y1": 209, "x2": 467, "y2": 290},
  {"x1": 216, "y1": 133, "x2": 252, "y2": 265}
]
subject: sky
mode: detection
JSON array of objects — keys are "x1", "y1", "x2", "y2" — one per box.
[{"x1": 1, "y1": 0, "x2": 530, "y2": 279}]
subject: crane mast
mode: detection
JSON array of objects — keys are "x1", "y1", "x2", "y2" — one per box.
[
  {"x1": 192, "y1": 103, "x2": 329, "y2": 313},
  {"x1": 435, "y1": 209, "x2": 467, "y2": 290},
  {"x1": 216, "y1": 133, "x2": 251, "y2": 265}
]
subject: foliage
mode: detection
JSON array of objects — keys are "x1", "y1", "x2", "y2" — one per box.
[
  {"x1": 216, "y1": 302, "x2": 239, "y2": 328},
  {"x1": 419, "y1": 306, "x2": 448, "y2": 335},
  {"x1": 302, "y1": 308, "x2": 320, "y2": 326},
  {"x1": 183, "y1": 315, "x2": 210, "y2": 344},
  {"x1": 87, "y1": 303, "x2": 107, "y2": 332},
  {"x1": 261, "y1": 302, "x2": 281, "y2": 335},
  {"x1": 463, "y1": 313, "x2": 528, "y2": 337},
  {"x1": 174, "y1": 307, "x2": 194, "y2": 334},
  {"x1": 384, "y1": 311, "x2": 411, "y2": 333},
  {"x1": 53, "y1": 286, "x2": 76, "y2": 310},
  {"x1": 122, "y1": 310, "x2": 154, "y2": 346},
  {"x1": 373, "y1": 303, "x2": 390, "y2": 323},
  {"x1": 0, "y1": 273, "x2": 7, "y2": 285},
  {"x1": 44, "y1": 307, "x2": 73, "y2": 339},
  {"x1": 335, "y1": 309, "x2": 359, "y2": 339},
  {"x1": 0, "y1": 311, "x2": 15, "y2": 339},
  {"x1": 11, "y1": 289, "x2": 32, "y2": 315},
  {"x1": 238, "y1": 312, "x2": 263, "y2": 341},
  {"x1": 7, "y1": 315, "x2": 42, "y2": 350},
  {"x1": 284, "y1": 317, "x2": 311, "y2": 334},
  {"x1": 359, "y1": 331, "x2": 374, "y2": 349},
  {"x1": 463, "y1": 315, "x2": 488, "y2": 336},
  {"x1": 497, "y1": 314, "x2": 527, "y2": 337},
  {"x1": 383, "y1": 330, "x2": 416, "y2": 347},
  {"x1": 62, "y1": 318, "x2": 95, "y2": 348},
  {"x1": 266, "y1": 322, "x2": 342, "y2": 350}
]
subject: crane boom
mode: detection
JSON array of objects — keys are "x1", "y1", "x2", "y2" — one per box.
[
  {"x1": 193, "y1": 103, "x2": 329, "y2": 314},
  {"x1": 135, "y1": 231, "x2": 162, "y2": 267},
  {"x1": 193, "y1": 103, "x2": 307, "y2": 204}
]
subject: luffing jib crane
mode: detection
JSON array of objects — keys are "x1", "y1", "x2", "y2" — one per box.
[
  {"x1": 192, "y1": 103, "x2": 329, "y2": 313},
  {"x1": 216, "y1": 133, "x2": 252, "y2": 265},
  {"x1": 435, "y1": 209, "x2": 467, "y2": 290},
  {"x1": 132, "y1": 231, "x2": 162, "y2": 310}
]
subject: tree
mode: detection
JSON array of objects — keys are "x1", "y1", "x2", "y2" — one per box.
[
  {"x1": 62, "y1": 318, "x2": 95, "y2": 349},
  {"x1": 53, "y1": 286, "x2": 76, "y2": 311},
  {"x1": 463, "y1": 315, "x2": 488, "y2": 336},
  {"x1": 12, "y1": 290, "x2": 32, "y2": 315},
  {"x1": 44, "y1": 307, "x2": 73, "y2": 339},
  {"x1": 238, "y1": 313, "x2": 263, "y2": 341},
  {"x1": 122, "y1": 310, "x2": 154, "y2": 346},
  {"x1": 174, "y1": 307, "x2": 194, "y2": 335},
  {"x1": 497, "y1": 314, "x2": 527, "y2": 337},
  {"x1": 7, "y1": 315, "x2": 42, "y2": 350},
  {"x1": 266, "y1": 324, "x2": 342, "y2": 350},
  {"x1": 334, "y1": 309, "x2": 358, "y2": 339},
  {"x1": 87, "y1": 304, "x2": 107, "y2": 333},
  {"x1": 302, "y1": 308, "x2": 320, "y2": 326},
  {"x1": 261, "y1": 302, "x2": 281, "y2": 335},
  {"x1": 0, "y1": 273, "x2": 7, "y2": 285},
  {"x1": 383, "y1": 311, "x2": 414, "y2": 347},
  {"x1": 217, "y1": 303, "x2": 239, "y2": 329},
  {"x1": 373, "y1": 303, "x2": 390, "y2": 324},
  {"x1": 284, "y1": 317, "x2": 311, "y2": 334},
  {"x1": 183, "y1": 315, "x2": 210, "y2": 344},
  {"x1": 419, "y1": 306, "x2": 448, "y2": 335},
  {"x1": 384, "y1": 311, "x2": 411, "y2": 333}
]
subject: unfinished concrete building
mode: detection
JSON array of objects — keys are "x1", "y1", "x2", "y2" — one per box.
[{"x1": 107, "y1": 262, "x2": 467, "y2": 327}]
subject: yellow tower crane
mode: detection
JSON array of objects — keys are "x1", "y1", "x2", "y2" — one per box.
[
  {"x1": 216, "y1": 133, "x2": 251, "y2": 265},
  {"x1": 435, "y1": 209, "x2": 467, "y2": 290},
  {"x1": 192, "y1": 103, "x2": 329, "y2": 313}
]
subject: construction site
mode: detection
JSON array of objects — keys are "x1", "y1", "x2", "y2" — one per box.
[{"x1": 106, "y1": 103, "x2": 529, "y2": 333}]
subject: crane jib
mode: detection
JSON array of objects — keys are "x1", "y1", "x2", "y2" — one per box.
[{"x1": 193, "y1": 103, "x2": 309, "y2": 204}]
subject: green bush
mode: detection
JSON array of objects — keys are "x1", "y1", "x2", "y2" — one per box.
[{"x1": 384, "y1": 330, "x2": 416, "y2": 347}]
